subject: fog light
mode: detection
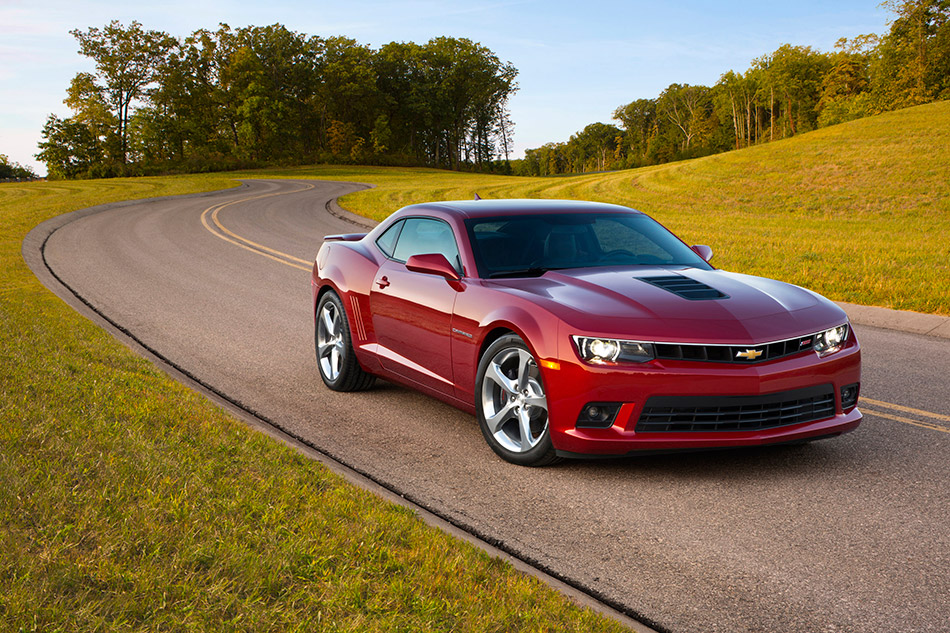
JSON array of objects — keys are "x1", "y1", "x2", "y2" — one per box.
[
  {"x1": 576, "y1": 402, "x2": 622, "y2": 429},
  {"x1": 841, "y1": 383, "x2": 860, "y2": 410}
]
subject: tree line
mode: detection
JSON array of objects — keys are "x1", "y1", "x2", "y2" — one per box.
[
  {"x1": 0, "y1": 154, "x2": 38, "y2": 181},
  {"x1": 36, "y1": 23, "x2": 518, "y2": 179},
  {"x1": 516, "y1": 0, "x2": 950, "y2": 176}
]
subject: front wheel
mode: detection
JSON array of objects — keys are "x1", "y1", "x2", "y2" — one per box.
[
  {"x1": 315, "y1": 291, "x2": 374, "y2": 392},
  {"x1": 476, "y1": 334, "x2": 559, "y2": 466}
]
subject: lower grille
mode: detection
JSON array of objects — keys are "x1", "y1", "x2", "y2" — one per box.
[{"x1": 636, "y1": 385, "x2": 836, "y2": 433}]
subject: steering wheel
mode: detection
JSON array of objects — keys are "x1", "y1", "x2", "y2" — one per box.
[{"x1": 598, "y1": 249, "x2": 637, "y2": 263}]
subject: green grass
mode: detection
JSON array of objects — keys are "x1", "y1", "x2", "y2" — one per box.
[
  {"x1": 0, "y1": 177, "x2": 626, "y2": 631},
  {"x1": 237, "y1": 100, "x2": 950, "y2": 315}
]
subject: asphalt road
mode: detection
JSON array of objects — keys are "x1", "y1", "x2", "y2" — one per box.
[{"x1": 36, "y1": 179, "x2": 950, "y2": 633}]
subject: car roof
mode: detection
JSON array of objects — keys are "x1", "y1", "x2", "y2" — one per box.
[{"x1": 397, "y1": 198, "x2": 644, "y2": 219}]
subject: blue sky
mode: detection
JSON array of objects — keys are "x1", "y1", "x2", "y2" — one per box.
[{"x1": 1, "y1": 0, "x2": 891, "y2": 175}]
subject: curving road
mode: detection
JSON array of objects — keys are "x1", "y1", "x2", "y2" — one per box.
[{"x1": 33, "y1": 179, "x2": 950, "y2": 632}]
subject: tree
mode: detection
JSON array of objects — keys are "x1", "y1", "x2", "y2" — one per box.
[
  {"x1": 36, "y1": 115, "x2": 104, "y2": 178},
  {"x1": 567, "y1": 123, "x2": 622, "y2": 172},
  {"x1": 373, "y1": 41, "x2": 428, "y2": 159},
  {"x1": 141, "y1": 30, "x2": 234, "y2": 162},
  {"x1": 875, "y1": 0, "x2": 950, "y2": 107},
  {"x1": 0, "y1": 154, "x2": 38, "y2": 180},
  {"x1": 761, "y1": 45, "x2": 830, "y2": 136},
  {"x1": 62, "y1": 71, "x2": 121, "y2": 163},
  {"x1": 517, "y1": 143, "x2": 569, "y2": 176},
  {"x1": 614, "y1": 98, "x2": 657, "y2": 166},
  {"x1": 714, "y1": 71, "x2": 761, "y2": 149},
  {"x1": 817, "y1": 36, "x2": 875, "y2": 126},
  {"x1": 414, "y1": 37, "x2": 517, "y2": 169},
  {"x1": 212, "y1": 24, "x2": 325, "y2": 160},
  {"x1": 318, "y1": 36, "x2": 379, "y2": 156},
  {"x1": 70, "y1": 21, "x2": 176, "y2": 164},
  {"x1": 657, "y1": 83, "x2": 712, "y2": 153},
  {"x1": 495, "y1": 98, "x2": 515, "y2": 166}
]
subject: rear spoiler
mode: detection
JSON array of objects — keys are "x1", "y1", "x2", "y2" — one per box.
[{"x1": 323, "y1": 233, "x2": 367, "y2": 242}]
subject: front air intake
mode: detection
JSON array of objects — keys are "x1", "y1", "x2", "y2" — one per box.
[{"x1": 636, "y1": 385, "x2": 836, "y2": 433}]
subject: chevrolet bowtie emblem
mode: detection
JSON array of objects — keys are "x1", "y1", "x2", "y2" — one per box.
[{"x1": 736, "y1": 348, "x2": 763, "y2": 360}]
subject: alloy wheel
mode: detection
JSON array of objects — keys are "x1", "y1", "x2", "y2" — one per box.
[{"x1": 480, "y1": 345, "x2": 549, "y2": 453}]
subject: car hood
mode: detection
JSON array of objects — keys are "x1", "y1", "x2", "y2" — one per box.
[{"x1": 488, "y1": 266, "x2": 848, "y2": 344}]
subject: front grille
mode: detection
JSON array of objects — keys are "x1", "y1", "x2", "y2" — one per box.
[
  {"x1": 637, "y1": 274, "x2": 727, "y2": 300},
  {"x1": 654, "y1": 334, "x2": 816, "y2": 364},
  {"x1": 636, "y1": 385, "x2": 836, "y2": 433}
]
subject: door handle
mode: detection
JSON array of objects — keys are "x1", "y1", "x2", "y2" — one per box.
[{"x1": 376, "y1": 276, "x2": 390, "y2": 289}]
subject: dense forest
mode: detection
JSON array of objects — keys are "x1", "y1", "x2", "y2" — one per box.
[
  {"x1": 32, "y1": 0, "x2": 950, "y2": 179},
  {"x1": 36, "y1": 24, "x2": 518, "y2": 178},
  {"x1": 517, "y1": 0, "x2": 950, "y2": 176}
]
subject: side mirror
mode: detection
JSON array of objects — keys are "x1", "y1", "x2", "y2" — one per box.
[
  {"x1": 405, "y1": 253, "x2": 462, "y2": 282},
  {"x1": 691, "y1": 244, "x2": 713, "y2": 262}
]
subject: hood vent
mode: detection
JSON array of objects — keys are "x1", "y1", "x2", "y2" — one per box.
[{"x1": 637, "y1": 274, "x2": 728, "y2": 300}]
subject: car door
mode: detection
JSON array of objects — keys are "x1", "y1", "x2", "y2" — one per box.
[{"x1": 369, "y1": 217, "x2": 463, "y2": 395}]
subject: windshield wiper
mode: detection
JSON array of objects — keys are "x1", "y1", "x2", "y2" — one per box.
[{"x1": 488, "y1": 267, "x2": 561, "y2": 279}]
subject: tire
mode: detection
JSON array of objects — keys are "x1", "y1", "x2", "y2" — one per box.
[
  {"x1": 315, "y1": 291, "x2": 375, "y2": 392},
  {"x1": 476, "y1": 334, "x2": 559, "y2": 466}
]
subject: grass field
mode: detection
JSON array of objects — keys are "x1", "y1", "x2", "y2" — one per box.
[{"x1": 2, "y1": 101, "x2": 947, "y2": 631}]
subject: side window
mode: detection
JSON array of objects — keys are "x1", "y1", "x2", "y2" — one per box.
[
  {"x1": 391, "y1": 218, "x2": 462, "y2": 273},
  {"x1": 375, "y1": 220, "x2": 404, "y2": 258}
]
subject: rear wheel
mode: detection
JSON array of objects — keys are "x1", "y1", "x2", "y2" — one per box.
[
  {"x1": 315, "y1": 291, "x2": 374, "y2": 392},
  {"x1": 476, "y1": 334, "x2": 559, "y2": 466}
]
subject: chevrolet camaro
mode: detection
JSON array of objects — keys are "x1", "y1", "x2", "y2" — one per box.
[{"x1": 311, "y1": 199, "x2": 861, "y2": 466}]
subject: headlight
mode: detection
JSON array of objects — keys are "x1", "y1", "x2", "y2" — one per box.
[
  {"x1": 814, "y1": 324, "x2": 849, "y2": 357},
  {"x1": 573, "y1": 336, "x2": 655, "y2": 364}
]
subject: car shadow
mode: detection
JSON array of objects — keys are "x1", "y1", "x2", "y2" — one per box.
[{"x1": 556, "y1": 434, "x2": 866, "y2": 482}]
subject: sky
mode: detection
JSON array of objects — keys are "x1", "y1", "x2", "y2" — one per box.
[{"x1": 1, "y1": 0, "x2": 892, "y2": 176}]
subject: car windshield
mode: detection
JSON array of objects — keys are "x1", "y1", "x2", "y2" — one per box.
[{"x1": 464, "y1": 212, "x2": 713, "y2": 279}]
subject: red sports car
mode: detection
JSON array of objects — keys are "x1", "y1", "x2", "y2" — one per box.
[{"x1": 311, "y1": 199, "x2": 861, "y2": 466}]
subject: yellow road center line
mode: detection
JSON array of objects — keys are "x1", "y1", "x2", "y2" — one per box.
[
  {"x1": 210, "y1": 204, "x2": 313, "y2": 265},
  {"x1": 200, "y1": 183, "x2": 315, "y2": 271},
  {"x1": 860, "y1": 397, "x2": 950, "y2": 423},
  {"x1": 861, "y1": 407, "x2": 950, "y2": 434},
  {"x1": 201, "y1": 207, "x2": 311, "y2": 271}
]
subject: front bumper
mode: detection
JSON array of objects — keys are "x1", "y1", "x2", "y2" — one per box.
[{"x1": 542, "y1": 336, "x2": 862, "y2": 456}]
